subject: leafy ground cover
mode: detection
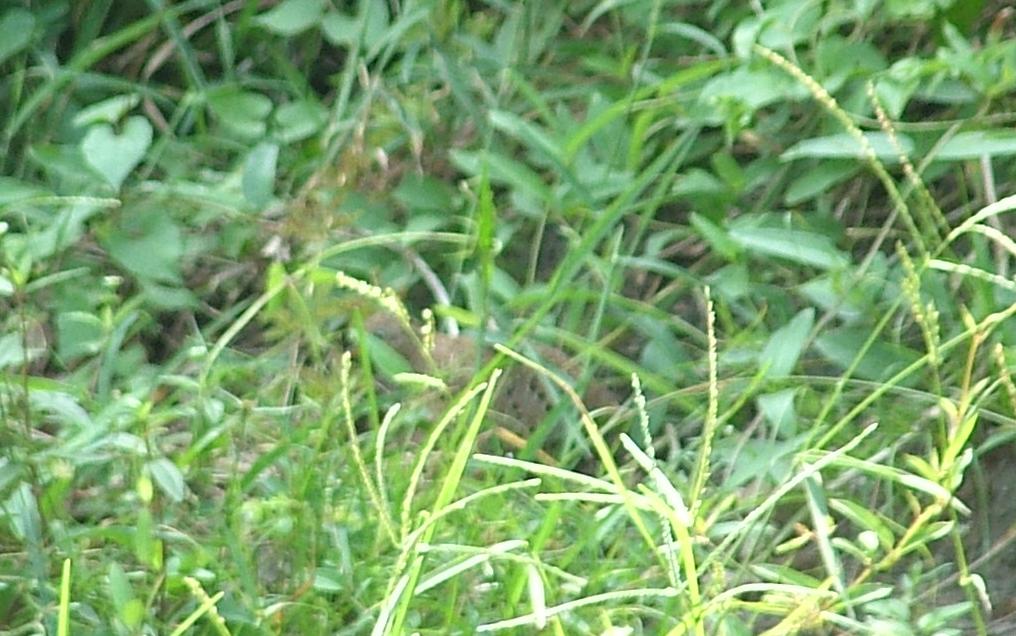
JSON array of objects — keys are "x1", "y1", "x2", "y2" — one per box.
[{"x1": 2, "y1": 1, "x2": 1016, "y2": 634}]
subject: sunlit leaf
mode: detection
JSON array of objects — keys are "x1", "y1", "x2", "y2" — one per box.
[
  {"x1": 147, "y1": 458, "x2": 186, "y2": 503},
  {"x1": 256, "y1": 0, "x2": 326, "y2": 36},
  {"x1": 243, "y1": 142, "x2": 278, "y2": 208},
  {"x1": 80, "y1": 117, "x2": 153, "y2": 190},
  {"x1": 934, "y1": 130, "x2": 1016, "y2": 160},
  {"x1": 728, "y1": 217, "x2": 849, "y2": 270},
  {"x1": 760, "y1": 308, "x2": 814, "y2": 379},
  {"x1": 781, "y1": 132, "x2": 913, "y2": 163}
]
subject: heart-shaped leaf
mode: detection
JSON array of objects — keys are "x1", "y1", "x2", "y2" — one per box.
[{"x1": 81, "y1": 116, "x2": 152, "y2": 190}]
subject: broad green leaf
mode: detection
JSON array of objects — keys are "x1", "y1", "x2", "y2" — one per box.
[
  {"x1": 915, "y1": 79, "x2": 977, "y2": 104},
  {"x1": 760, "y1": 308, "x2": 814, "y2": 379},
  {"x1": 749, "y1": 564, "x2": 823, "y2": 588},
  {"x1": 636, "y1": 317, "x2": 691, "y2": 376},
  {"x1": 207, "y1": 88, "x2": 273, "y2": 119},
  {"x1": 107, "y1": 563, "x2": 143, "y2": 628},
  {"x1": 106, "y1": 433, "x2": 148, "y2": 454},
  {"x1": 728, "y1": 217, "x2": 849, "y2": 270},
  {"x1": 361, "y1": 0, "x2": 390, "y2": 51},
  {"x1": 784, "y1": 162, "x2": 859, "y2": 205},
  {"x1": 321, "y1": 10, "x2": 358, "y2": 46},
  {"x1": 363, "y1": 3, "x2": 422, "y2": 60},
  {"x1": 0, "y1": 177, "x2": 50, "y2": 206},
  {"x1": 874, "y1": 76, "x2": 917, "y2": 119},
  {"x1": 243, "y1": 142, "x2": 279, "y2": 208},
  {"x1": 119, "y1": 597, "x2": 145, "y2": 628},
  {"x1": 313, "y1": 567, "x2": 345, "y2": 592},
  {"x1": 73, "y1": 95, "x2": 140, "y2": 128},
  {"x1": 104, "y1": 207, "x2": 184, "y2": 285},
  {"x1": 659, "y1": 21, "x2": 726, "y2": 56},
  {"x1": 711, "y1": 152, "x2": 745, "y2": 192},
  {"x1": 934, "y1": 130, "x2": 1016, "y2": 160},
  {"x1": 700, "y1": 67, "x2": 807, "y2": 111},
  {"x1": 29, "y1": 144, "x2": 101, "y2": 187},
  {"x1": 814, "y1": 328, "x2": 921, "y2": 381},
  {"x1": 886, "y1": 0, "x2": 941, "y2": 19},
  {"x1": 0, "y1": 332, "x2": 44, "y2": 370},
  {"x1": 917, "y1": 602, "x2": 976, "y2": 632},
  {"x1": 393, "y1": 174, "x2": 454, "y2": 213},
  {"x1": 134, "y1": 507, "x2": 160, "y2": 568},
  {"x1": 29, "y1": 390, "x2": 91, "y2": 429},
  {"x1": 0, "y1": 458, "x2": 24, "y2": 495},
  {"x1": 57, "y1": 311, "x2": 105, "y2": 361},
  {"x1": 139, "y1": 280, "x2": 197, "y2": 310},
  {"x1": 563, "y1": 61, "x2": 725, "y2": 163},
  {"x1": 5, "y1": 482, "x2": 42, "y2": 543},
  {"x1": 815, "y1": 37, "x2": 886, "y2": 90},
  {"x1": 256, "y1": 0, "x2": 326, "y2": 36},
  {"x1": 757, "y1": 389, "x2": 798, "y2": 436},
  {"x1": 106, "y1": 562, "x2": 133, "y2": 612},
  {"x1": 489, "y1": 110, "x2": 565, "y2": 164},
  {"x1": 147, "y1": 458, "x2": 185, "y2": 503},
  {"x1": 829, "y1": 498, "x2": 895, "y2": 549},
  {"x1": 816, "y1": 453, "x2": 962, "y2": 511},
  {"x1": 491, "y1": 267, "x2": 521, "y2": 302},
  {"x1": 274, "y1": 99, "x2": 327, "y2": 143},
  {"x1": 781, "y1": 132, "x2": 913, "y2": 163},
  {"x1": 720, "y1": 437, "x2": 798, "y2": 486},
  {"x1": 80, "y1": 116, "x2": 153, "y2": 190},
  {"x1": 799, "y1": 275, "x2": 866, "y2": 324},
  {"x1": 672, "y1": 168, "x2": 730, "y2": 203},
  {"x1": 732, "y1": 16, "x2": 762, "y2": 60},
  {"x1": 206, "y1": 86, "x2": 273, "y2": 139},
  {"x1": 863, "y1": 617, "x2": 915, "y2": 634},
  {"x1": 0, "y1": 8, "x2": 34, "y2": 66},
  {"x1": 690, "y1": 212, "x2": 740, "y2": 261},
  {"x1": 28, "y1": 203, "x2": 103, "y2": 262},
  {"x1": 365, "y1": 332, "x2": 413, "y2": 379},
  {"x1": 708, "y1": 262, "x2": 751, "y2": 300},
  {"x1": 942, "y1": 0, "x2": 985, "y2": 34},
  {"x1": 450, "y1": 149, "x2": 552, "y2": 209},
  {"x1": 941, "y1": 410, "x2": 976, "y2": 470},
  {"x1": 758, "y1": 2, "x2": 821, "y2": 50},
  {"x1": 903, "y1": 521, "x2": 955, "y2": 555}
]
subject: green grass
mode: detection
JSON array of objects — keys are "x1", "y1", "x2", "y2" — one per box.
[{"x1": 2, "y1": 1, "x2": 1016, "y2": 634}]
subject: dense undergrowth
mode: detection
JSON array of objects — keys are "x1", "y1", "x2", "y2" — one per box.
[{"x1": 2, "y1": 1, "x2": 1016, "y2": 634}]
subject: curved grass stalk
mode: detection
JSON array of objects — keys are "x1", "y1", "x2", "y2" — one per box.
[
  {"x1": 754, "y1": 44, "x2": 931, "y2": 255},
  {"x1": 339, "y1": 352, "x2": 398, "y2": 547},
  {"x1": 688, "y1": 287, "x2": 718, "y2": 516}
]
